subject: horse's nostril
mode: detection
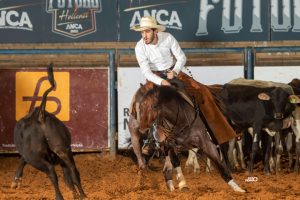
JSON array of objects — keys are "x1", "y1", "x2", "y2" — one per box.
[{"x1": 274, "y1": 113, "x2": 284, "y2": 119}]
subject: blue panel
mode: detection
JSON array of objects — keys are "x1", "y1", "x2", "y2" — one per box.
[
  {"x1": 0, "y1": 0, "x2": 117, "y2": 43},
  {"x1": 119, "y1": 0, "x2": 270, "y2": 42}
]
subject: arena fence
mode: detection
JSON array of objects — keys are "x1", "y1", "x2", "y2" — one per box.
[
  {"x1": 0, "y1": 49, "x2": 116, "y2": 154},
  {"x1": 1, "y1": 47, "x2": 300, "y2": 154}
]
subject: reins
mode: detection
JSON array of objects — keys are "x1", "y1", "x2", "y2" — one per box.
[{"x1": 156, "y1": 94, "x2": 199, "y2": 140}]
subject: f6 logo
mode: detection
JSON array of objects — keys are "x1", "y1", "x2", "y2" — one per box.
[{"x1": 15, "y1": 72, "x2": 70, "y2": 121}]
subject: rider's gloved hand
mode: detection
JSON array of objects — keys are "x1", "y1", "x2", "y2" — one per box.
[
  {"x1": 167, "y1": 70, "x2": 177, "y2": 79},
  {"x1": 161, "y1": 79, "x2": 171, "y2": 86}
]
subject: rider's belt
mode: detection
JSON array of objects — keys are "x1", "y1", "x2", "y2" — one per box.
[{"x1": 152, "y1": 66, "x2": 174, "y2": 78}]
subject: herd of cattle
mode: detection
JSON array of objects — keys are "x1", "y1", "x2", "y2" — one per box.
[
  {"x1": 186, "y1": 78, "x2": 300, "y2": 176},
  {"x1": 9, "y1": 64, "x2": 300, "y2": 199}
]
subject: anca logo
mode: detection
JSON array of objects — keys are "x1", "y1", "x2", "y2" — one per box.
[
  {"x1": 130, "y1": 10, "x2": 182, "y2": 30},
  {"x1": 124, "y1": 1, "x2": 184, "y2": 31},
  {"x1": 46, "y1": 0, "x2": 102, "y2": 39},
  {"x1": 0, "y1": 9, "x2": 33, "y2": 31}
]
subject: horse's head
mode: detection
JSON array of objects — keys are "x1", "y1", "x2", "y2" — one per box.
[{"x1": 139, "y1": 88, "x2": 160, "y2": 133}]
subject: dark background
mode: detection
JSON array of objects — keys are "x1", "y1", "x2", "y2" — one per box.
[{"x1": 0, "y1": 0, "x2": 299, "y2": 43}]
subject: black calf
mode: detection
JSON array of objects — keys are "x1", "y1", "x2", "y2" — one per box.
[{"x1": 11, "y1": 63, "x2": 86, "y2": 200}]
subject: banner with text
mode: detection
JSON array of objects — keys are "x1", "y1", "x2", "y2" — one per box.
[
  {"x1": 119, "y1": 0, "x2": 270, "y2": 41},
  {"x1": 0, "y1": 0, "x2": 299, "y2": 43},
  {"x1": 0, "y1": 0, "x2": 117, "y2": 43}
]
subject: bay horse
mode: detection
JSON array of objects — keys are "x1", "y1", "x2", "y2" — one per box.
[{"x1": 129, "y1": 85, "x2": 245, "y2": 192}]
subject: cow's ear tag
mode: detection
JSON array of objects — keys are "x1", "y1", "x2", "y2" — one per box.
[
  {"x1": 258, "y1": 93, "x2": 270, "y2": 100},
  {"x1": 289, "y1": 95, "x2": 300, "y2": 104}
]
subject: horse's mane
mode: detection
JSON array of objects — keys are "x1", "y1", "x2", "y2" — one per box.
[
  {"x1": 159, "y1": 86, "x2": 183, "y2": 102},
  {"x1": 144, "y1": 86, "x2": 187, "y2": 106}
]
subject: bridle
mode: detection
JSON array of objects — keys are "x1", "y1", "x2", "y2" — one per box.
[{"x1": 155, "y1": 97, "x2": 199, "y2": 141}]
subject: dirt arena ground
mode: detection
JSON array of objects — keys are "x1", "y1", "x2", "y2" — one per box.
[{"x1": 1, "y1": 151, "x2": 300, "y2": 200}]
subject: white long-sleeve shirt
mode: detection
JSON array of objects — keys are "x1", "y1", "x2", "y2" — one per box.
[{"x1": 135, "y1": 32, "x2": 187, "y2": 85}]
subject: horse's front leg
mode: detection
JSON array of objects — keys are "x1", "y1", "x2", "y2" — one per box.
[
  {"x1": 168, "y1": 148, "x2": 189, "y2": 191},
  {"x1": 194, "y1": 128, "x2": 245, "y2": 192},
  {"x1": 163, "y1": 154, "x2": 175, "y2": 191},
  {"x1": 163, "y1": 148, "x2": 189, "y2": 192},
  {"x1": 129, "y1": 115, "x2": 146, "y2": 170}
]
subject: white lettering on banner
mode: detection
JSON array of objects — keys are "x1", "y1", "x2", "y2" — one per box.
[
  {"x1": 58, "y1": 0, "x2": 65, "y2": 8},
  {"x1": 221, "y1": 0, "x2": 243, "y2": 33},
  {"x1": 196, "y1": 0, "x2": 220, "y2": 36},
  {"x1": 71, "y1": 143, "x2": 83, "y2": 148},
  {"x1": 130, "y1": 10, "x2": 182, "y2": 30},
  {"x1": 48, "y1": 0, "x2": 100, "y2": 10},
  {"x1": 46, "y1": 0, "x2": 102, "y2": 39},
  {"x1": 271, "y1": 0, "x2": 291, "y2": 31},
  {"x1": 196, "y1": 0, "x2": 246, "y2": 35},
  {"x1": 271, "y1": 0, "x2": 300, "y2": 32},
  {"x1": 251, "y1": 0, "x2": 263, "y2": 32},
  {"x1": 2, "y1": 144, "x2": 16, "y2": 148},
  {"x1": 66, "y1": 23, "x2": 83, "y2": 30},
  {"x1": 196, "y1": 0, "x2": 300, "y2": 36},
  {"x1": 293, "y1": 0, "x2": 300, "y2": 32},
  {"x1": 0, "y1": 10, "x2": 33, "y2": 31},
  {"x1": 58, "y1": 10, "x2": 89, "y2": 22},
  {"x1": 123, "y1": 108, "x2": 129, "y2": 131}
]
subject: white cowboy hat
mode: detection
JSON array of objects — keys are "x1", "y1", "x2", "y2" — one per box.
[{"x1": 131, "y1": 16, "x2": 165, "y2": 32}]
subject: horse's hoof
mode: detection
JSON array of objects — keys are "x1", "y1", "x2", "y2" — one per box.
[
  {"x1": 234, "y1": 187, "x2": 246, "y2": 193},
  {"x1": 228, "y1": 180, "x2": 246, "y2": 193},
  {"x1": 180, "y1": 186, "x2": 190, "y2": 192},
  {"x1": 80, "y1": 193, "x2": 87, "y2": 200},
  {"x1": 11, "y1": 181, "x2": 18, "y2": 189},
  {"x1": 264, "y1": 171, "x2": 271, "y2": 175},
  {"x1": 184, "y1": 166, "x2": 192, "y2": 174},
  {"x1": 168, "y1": 185, "x2": 175, "y2": 192},
  {"x1": 167, "y1": 180, "x2": 175, "y2": 192}
]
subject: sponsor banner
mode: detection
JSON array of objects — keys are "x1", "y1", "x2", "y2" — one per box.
[
  {"x1": 254, "y1": 66, "x2": 300, "y2": 83},
  {"x1": 0, "y1": 0, "x2": 299, "y2": 43},
  {"x1": 117, "y1": 66, "x2": 244, "y2": 148},
  {"x1": 15, "y1": 71, "x2": 70, "y2": 121},
  {"x1": 0, "y1": 0, "x2": 117, "y2": 43},
  {"x1": 0, "y1": 68, "x2": 108, "y2": 152},
  {"x1": 119, "y1": 0, "x2": 269, "y2": 42},
  {"x1": 271, "y1": 0, "x2": 300, "y2": 40},
  {"x1": 0, "y1": 0, "x2": 43, "y2": 42}
]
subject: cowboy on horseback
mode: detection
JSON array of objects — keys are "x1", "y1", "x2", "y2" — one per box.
[{"x1": 129, "y1": 16, "x2": 237, "y2": 169}]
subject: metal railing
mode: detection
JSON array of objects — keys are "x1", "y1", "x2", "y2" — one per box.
[{"x1": 2, "y1": 46, "x2": 300, "y2": 154}]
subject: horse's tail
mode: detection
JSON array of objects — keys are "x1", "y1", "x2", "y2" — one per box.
[{"x1": 38, "y1": 63, "x2": 55, "y2": 122}]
